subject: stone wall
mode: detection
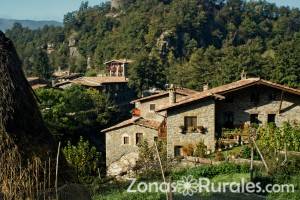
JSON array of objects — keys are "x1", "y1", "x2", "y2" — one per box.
[
  {"x1": 215, "y1": 85, "x2": 300, "y2": 134},
  {"x1": 135, "y1": 93, "x2": 186, "y2": 121},
  {"x1": 166, "y1": 98, "x2": 216, "y2": 158},
  {"x1": 106, "y1": 124, "x2": 158, "y2": 166}
]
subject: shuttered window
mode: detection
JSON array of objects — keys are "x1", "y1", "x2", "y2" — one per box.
[{"x1": 184, "y1": 116, "x2": 197, "y2": 129}]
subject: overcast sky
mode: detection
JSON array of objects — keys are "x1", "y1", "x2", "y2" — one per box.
[{"x1": 0, "y1": 0, "x2": 299, "y2": 22}]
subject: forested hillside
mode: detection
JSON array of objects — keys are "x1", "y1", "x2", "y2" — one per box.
[{"x1": 5, "y1": 0, "x2": 300, "y2": 94}]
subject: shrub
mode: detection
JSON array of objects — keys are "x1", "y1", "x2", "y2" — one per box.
[
  {"x1": 193, "y1": 141, "x2": 207, "y2": 158},
  {"x1": 215, "y1": 151, "x2": 225, "y2": 161},
  {"x1": 135, "y1": 140, "x2": 169, "y2": 180},
  {"x1": 63, "y1": 136, "x2": 100, "y2": 183},
  {"x1": 182, "y1": 144, "x2": 194, "y2": 156},
  {"x1": 240, "y1": 145, "x2": 251, "y2": 159}
]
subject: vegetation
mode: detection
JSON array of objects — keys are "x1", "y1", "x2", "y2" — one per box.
[
  {"x1": 63, "y1": 136, "x2": 101, "y2": 183},
  {"x1": 36, "y1": 85, "x2": 117, "y2": 139},
  {"x1": 135, "y1": 140, "x2": 168, "y2": 180},
  {"x1": 257, "y1": 122, "x2": 300, "y2": 152},
  {"x1": 171, "y1": 162, "x2": 249, "y2": 180},
  {"x1": 5, "y1": 0, "x2": 300, "y2": 92},
  {"x1": 193, "y1": 141, "x2": 208, "y2": 157}
]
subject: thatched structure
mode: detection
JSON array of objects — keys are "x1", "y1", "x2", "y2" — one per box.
[
  {"x1": 0, "y1": 31, "x2": 56, "y2": 158},
  {"x1": 0, "y1": 32, "x2": 75, "y2": 199}
]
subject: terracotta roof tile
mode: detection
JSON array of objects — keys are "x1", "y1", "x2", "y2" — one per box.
[
  {"x1": 131, "y1": 87, "x2": 200, "y2": 103},
  {"x1": 156, "y1": 78, "x2": 300, "y2": 111},
  {"x1": 31, "y1": 84, "x2": 48, "y2": 90},
  {"x1": 71, "y1": 76, "x2": 128, "y2": 87},
  {"x1": 101, "y1": 117, "x2": 162, "y2": 132},
  {"x1": 104, "y1": 59, "x2": 134, "y2": 64},
  {"x1": 135, "y1": 118, "x2": 162, "y2": 129}
]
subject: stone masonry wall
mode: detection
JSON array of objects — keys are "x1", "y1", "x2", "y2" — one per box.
[
  {"x1": 166, "y1": 98, "x2": 216, "y2": 158},
  {"x1": 106, "y1": 124, "x2": 158, "y2": 166},
  {"x1": 215, "y1": 85, "x2": 300, "y2": 134},
  {"x1": 136, "y1": 93, "x2": 186, "y2": 121}
]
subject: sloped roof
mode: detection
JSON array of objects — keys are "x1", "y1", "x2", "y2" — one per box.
[
  {"x1": 104, "y1": 59, "x2": 134, "y2": 65},
  {"x1": 131, "y1": 87, "x2": 200, "y2": 103},
  {"x1": 27, "y1": 77, "x2": 40, "y2": 82},
  {"x1": 71, "y1": 76, "x2": 128, "y2": 87},
  {"x1": 102, "y1": 117, "x2": 161, "y2": 132},
  {"x1": 156, "y1": 78, "x2": 300, "y2": 111},
  {"x1": 31, "y1": 84, "x2": 48, "y2": 90}
]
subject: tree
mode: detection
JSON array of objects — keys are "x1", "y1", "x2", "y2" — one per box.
[
  {"x1": 63, "y1": 136, "x2": 100, "y2": 182},
  {"x1": 273, "y1": 35, "x2": 300, "y2": 87},
  {"x1": 129, "y1": 52, "x2": 166, "y2": 95},
  {"x1": 36, "y1": 86, "x2": 117, "y2": 137},
  {"x1": 31, "y1": 48, "x2": 52, "y2": 79}
]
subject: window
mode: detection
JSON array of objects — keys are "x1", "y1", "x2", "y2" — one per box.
[
  {"x1": 223, "y1": 112, "x2": 234, "y2": 128},
  {"x1": 174, "y1": 146, "x2": 183, "y2": 157},
  {"x1": 250, "y1": 114, "x2": 259, "y2": 124},
  {"x1": 184, "y1": 116, "x2": 197, "y2": 130},
  {"x1": 123, "y1": 136, "x2": 129, "y2": 145},
  {"x1": 154, "y1": 137, "x2": 158, "y2": 142},
  {"x1": 136, "y1": 133, "x2": 143, "y2": 145},
  {"x1": 268, "y1": 114, "x2": 276, "y2": 123},
  {"x1": 150, "y1": 104, "x2": 156, "y2": 111},
  {"x1": 250, "y1": 93, "x2": 260, "y2": 104}
]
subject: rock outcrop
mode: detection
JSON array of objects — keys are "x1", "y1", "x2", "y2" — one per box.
[{"x1": 107, "y1": 152, "x2": 139, "y2": 177}]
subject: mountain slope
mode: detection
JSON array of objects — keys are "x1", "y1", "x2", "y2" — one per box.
[
  {"x1": 0, "y1": 18, "x2": 62, "y2": 31},
  {"x1": 5, "y1": 0, "x2": 300, "y2": 93}
]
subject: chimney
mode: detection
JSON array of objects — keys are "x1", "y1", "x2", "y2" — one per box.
[
  {"x1": 241, "y1": 70, "x2": 247, "y2": 80},
  {"x1": 168, "y1": 84, "x2": 176, "y2": 104},
  {"x1": 51, "y1": 79, "x2": 56, "y2": 87},
  {"x1": 203, "y1": 83, "x2": 209, "y2": 91}
]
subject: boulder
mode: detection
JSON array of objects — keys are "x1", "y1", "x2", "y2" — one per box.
[{"x1": 107, "y1": 152, "x2": 139, "y2": 177}]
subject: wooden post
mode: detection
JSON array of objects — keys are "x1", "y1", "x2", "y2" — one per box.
[
  {"x1": 281, "y1": 143, "x2": 288, "y2": 166},
  {"x1": 251, "y1": 138, "x2": 269, "y2": 173},
  {"x1": 48, "y1": 157, "x2": 51, "y2": 189},
  {"x1": 278, "y1": 91, "x2": 284, "y2": 114},
  {"x1": 55, "y1": 142, "x2": 61, "y2": 200},
  {"x1": 154, "y1": 141, "x2": 169, "y2": 200},
  {"x1": 250, "y1": 146, "x2": 254, "y2": 181},
  {"x1": 44, "y1": 161, "x2": 46, "y2": 200}
]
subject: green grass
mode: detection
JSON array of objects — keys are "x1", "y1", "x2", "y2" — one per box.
[{"x1": 211, "y1": 173, "x2": 250, "y2": 183}]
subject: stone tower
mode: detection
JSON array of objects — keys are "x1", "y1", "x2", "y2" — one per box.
[{"x1": 111, "y1": 0, "x2": 126, "y2": 10}]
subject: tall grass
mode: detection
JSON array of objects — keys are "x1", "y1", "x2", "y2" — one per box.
[{"x1": 0, "y1": 133, "x2": 53, "y2": 199}]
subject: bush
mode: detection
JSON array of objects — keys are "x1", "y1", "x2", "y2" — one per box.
[
  {"x1": 241, "y1": 145, "x2": 251, "y2": 159},
  {"x1": 182, "y1": 144, "x2": 194, "y2": 156},
  {"x1": 193, "y1": 141, "x2": 207, "y2": 158},
  {"x1": 135, "y1": 140, "x2": 169, "y2": 180},
  {"x1": 215, "y1": 151, "x2": 225, "y2": 161},
  {"x1": 63, "y1": 136, "x2": 101, "y2": 183}
]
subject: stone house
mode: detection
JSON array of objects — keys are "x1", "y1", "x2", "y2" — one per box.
[
  {"x1": 54, "y1": 59, "x2": 136, "y2": 115},
  {"x1": 102, "y1": 77, "x2": 300, "y2": 175},
  {"x1": 27, "y1": 77, "x2": 49, "y2": 90}
]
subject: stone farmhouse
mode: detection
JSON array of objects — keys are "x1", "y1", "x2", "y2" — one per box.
[
  {"x1": 102, "y1": 77, "x2": 300, "y2": 175},
  {"x1": 53, "y1": 59, "x2": 136, "y2": 115}
]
